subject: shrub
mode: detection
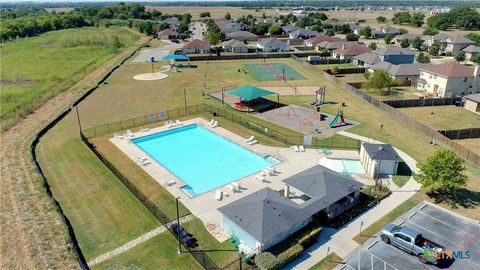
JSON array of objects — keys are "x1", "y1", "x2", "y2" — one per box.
[
  {"x1": 297, "y1": 227, "x2": 322, "y2": 248},
  {"x1": 277, "y1": 244, "x2": 303, "y2": 265},
  {"x1": 255, "y1": 252, "x2": 278, "y2": 270}
]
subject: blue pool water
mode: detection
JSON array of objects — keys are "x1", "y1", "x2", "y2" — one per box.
[
  {"x1": 319, "y1": 157, "x2": 365, "y2": 174},
  {"x1": 132, "y1": 124, "x2": 272, "y2": 195}
]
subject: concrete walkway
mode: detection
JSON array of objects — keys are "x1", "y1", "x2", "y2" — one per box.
[
  {"x1": 284, "y1": 131, "x2": 422, "y2": 269},
  {"x1": 88, "y1": 214, "x2": 193, "y2": 266}
]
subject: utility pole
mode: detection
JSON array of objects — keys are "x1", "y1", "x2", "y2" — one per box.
[
  {"x1": 183, "y1": 87, "x2": 188, "y2": 114},
  {"x1": 375, "y1": 146, "x2": 384, "y2": 191}
]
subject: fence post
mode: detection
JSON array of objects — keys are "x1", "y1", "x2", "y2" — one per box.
[{"x1": 94, "y1": 127, "x2": 97, "y2": 137}]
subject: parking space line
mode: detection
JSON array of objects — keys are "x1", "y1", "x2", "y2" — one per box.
[
  {"x1": 365, "y1": 250, "x2": 399, "y2": 270},
  {"x1": 377, "y1": 241, "x2": 432, "y2": 270},
  {"x1": 406, "y1": 220, "x2": 462, "y2": 248},
  {"x1": 417, "y1": 210, "x2": 475, "y2": 237}
]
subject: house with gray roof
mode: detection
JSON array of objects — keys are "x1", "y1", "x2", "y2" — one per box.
[
  {"x1": 219, "y1": 165, "x2": 363, "y2": 254},
  {"x1": 353, "y1": 45, "x2": 415, "y2": 67},
  {"x1": 463, "y1": 93, "x2": 480, "y2": 113},
  {"x1": 221, "y1": 39, "x2": 248, "y2": 53},
  {"x1": 462, "y1": 45, "x2": 480, "y2": 61},
  {"x1": 360, "y1": 143, "x2": 403, "y2": 178},
  {"x1": 215, "y1": 19, "x2": 247, "y2": 34},
  {"x1": 282, "y1": 26, "x2": 319, "y2": 39},
  {"x1": 256, "y1": 37, "x2": 290, "y2": 52},
  {"x1": 226, "y1": 31, "x2": 258, "y2": 41},
  {"x1": 368, "y1": 62, "x2": 433, "y2": 86}
]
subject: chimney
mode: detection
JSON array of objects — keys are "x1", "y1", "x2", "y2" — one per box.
[{"x1": 341, "y1": 44, "x2": 346, "y2": 50}]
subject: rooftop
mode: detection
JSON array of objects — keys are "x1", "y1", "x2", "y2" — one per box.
[
  {"x1": 222, "y1": 39, "x2": 247, "y2": 48},
  {"x1": 226, "y1": 31, "x2": 258, "y2": 40},
  {"x1": 420, "y1": 61, "x2": 474, "y2": 78},
  {"x1": 464, "y1": 93, "x2": 480, "y2": 103},
  {"x1": 257, "y1": 37, "x2": 287, "y2": 48},
  {"x1": 183, "y1": 39, "x2": 210, "y2": 49},
  {"x1": 334, "y1": 44, "x2": 372, "y2": 56},
  {"x1": 462, "y1": 45, "x2": 480, "y2": 53},
  {"x1": 362, "y1": 143, "x2": 403, "y2": 161},
  {"x1": 157, "y1": 29, "x2": 178, "y2": 36},
  {"x1": 374, "y1": 45, "x2": 415, "y2": 56},
  {"x1": 370, "y1": 62, "x2": 432, "y2": 76},
  {"x1": 354, "y1": 52, "x2": 381, "y2": 65}
]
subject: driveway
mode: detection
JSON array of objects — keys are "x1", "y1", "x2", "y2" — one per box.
[
  {"x1": 190, "y1": 21, "x2": 206, "y2": 41},
  {"x1": 338, "y1": 203, "x2": 480, "y2": 270},
  {"x1": 132, "y1": 41, "x2": 183, "y2": 62}
]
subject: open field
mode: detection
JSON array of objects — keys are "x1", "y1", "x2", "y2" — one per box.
[
  {"x1": 364, "y1": 86, "x2": 423, "y2": 101},
  {"x1": 0, "y1": 27, "x2": 139, "y2": 132},
  {"x1": 455, "y1": 138, "x2": 480, "y2": 155},
  {"x1": 146, "y1": 6, "x2": 275, "y2": 19},
  {"x1": 33, "y1": 40, "x2": 480, "y2": 270},
  {"x1": 399, "y1": 105, "x2": 480, "y2": 130}
]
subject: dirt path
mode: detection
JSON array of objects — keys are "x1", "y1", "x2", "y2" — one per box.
[{"x1": 0, "y1": 34, "x2": 150, "y2": 269}]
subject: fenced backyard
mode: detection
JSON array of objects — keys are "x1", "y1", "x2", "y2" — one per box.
[{"x1": 291, "y1": 55, "x2": 480, "y2": 166}]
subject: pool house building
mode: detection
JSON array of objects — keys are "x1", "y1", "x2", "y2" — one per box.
[
  {"x1": 218, "y1": 165, "x2": 363, "y2": 254},
  {"x1": 359, "y1": 143, "x2": 403, "y2": 178}
]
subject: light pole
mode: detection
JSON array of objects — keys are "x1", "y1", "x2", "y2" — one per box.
[
  {"x1": 183, "y1": 87, "x2": 188, "y2": 114},
  {"x1": 375, "y1": 146, "x2": 384, "y2": 191},
  {"x1": 176, "y1": 197, "x2": 182, "y2": 254},
  {"x1": 282, "y1": 68, "x2": 285, "y2": 85},
  {"x1": 75, "y1": 106, "x2": 82, "y2": 133},
  {"x1": 360, "y1": 221, "x2": 364, "y2": 238}
]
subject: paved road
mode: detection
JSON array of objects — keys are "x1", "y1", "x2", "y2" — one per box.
[
  {"x1": 132, "y1": 41, "x2": 183, "y2": 62},
  {"x1": 190, "y1": 21, "x2": 206, "y2": 41}
]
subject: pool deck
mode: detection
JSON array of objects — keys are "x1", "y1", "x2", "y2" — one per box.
[{"x1": 109, "y1": 117, "x2": 371, "y2": 242}]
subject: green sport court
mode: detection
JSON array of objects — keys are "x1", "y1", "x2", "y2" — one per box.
[{"x1": 245, "y1": 63, "x2": 305, "y2": 81}]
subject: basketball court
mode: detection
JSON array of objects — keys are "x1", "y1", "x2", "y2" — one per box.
[{"x1": 245, "y1": 63, "x2": 305, "y2": 81}]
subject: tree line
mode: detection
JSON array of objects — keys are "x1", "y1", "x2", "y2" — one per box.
[{"x1": 0, "y1": 3, "x2": 191, "y2": 41}]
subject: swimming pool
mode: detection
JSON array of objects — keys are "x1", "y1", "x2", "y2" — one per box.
[
  {"x1": 319, "y1": 157, "x2": 365, "y2": 174},
  {"x1": 132, "y1": 124, "x2": 273, "y2": 195}
]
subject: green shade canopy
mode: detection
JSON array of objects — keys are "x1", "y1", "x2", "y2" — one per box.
[{"x1": 225, "y1": 85, "x2": 277, "y2": 101}]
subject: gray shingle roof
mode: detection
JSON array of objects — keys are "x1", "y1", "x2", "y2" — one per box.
[
  {"x1": 354, "y1": 52, "x2": 381, "y2": 65},
  {"x1": 222, "y1": 39, "x2": 247, "y2": 48},
  {"x1": 362, "y1": 143, "x2": 403, "y2": 161},
  {"x1": 464, "y1": 93, "x2": 480, "y2": 103},
  {"x1": 226, "y1": 31, "x2": 258, "y2": 40},
  {"x1": 257, "y1": 37, "x2": 287, "y2": 48},
  {"x1": 218, "y1": 165, "x2": 363, "y2": 244},
  {"x1": 374, "y1": 45, "x2": 415, "y2": 56},
  {"x1": 370, "y1": 62, "x2": 432, "y2": 76}
]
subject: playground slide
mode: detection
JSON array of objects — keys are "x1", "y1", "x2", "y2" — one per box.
[{"x1": 329, "y1": 114, "x2": 340, "y2": 128}]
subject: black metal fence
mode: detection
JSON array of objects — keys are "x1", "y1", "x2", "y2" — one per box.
[
  {"x1": 383, "y1": 97, "x2": 463, "y2": 108},
  {"x1": 438, "y1": 128, "x2": 480, "y2": 140},
  {"x1": 80, "y1": 132, "x2": 222, "y2": 269},
  {"x1": 82, "y1": 103, "x2": 360, "y2": 150}
]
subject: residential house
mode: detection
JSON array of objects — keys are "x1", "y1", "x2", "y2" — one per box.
[
  {"x1": 368, "y1": 62, "x2": 433, "y2": 86},
  {"x1": 360, "y1": 143, "x2": 403, "y2": 178},
  {"x1": 417, "y1": 62, "x2": 480, "y2": 97},
  {"x1": 353, "y1": 45, "x2": 415, "y2": 67},
  {"x1": 157, "y1": 29, "x2": 179, "y2": 40},
  {"x1": 462, "y1": 45, "x2": 480, "y2": 61},
  {"x1": 425, "y1": 34, "x2": 475, "y2": 54},
  {"x1": 332, "y1": 44, "x2": 372, "y2": 60},
  {"x1": 182, "y1": 39, "x2": 210, "y2": 54},
  {"x1": 372, "y1": 25, "x2": 397, "y2": 38},
  {"x1": 393, "y1": 34, "x2": 425, "y2": 46},
  {"x1": 350, "y1": 24, "x2": 362, "y2": 35},
  {"x1": 424, "y1": 33, "x2": 449, "y2": 47},
  {"x1": 226, "y1": 31, "x2": 258, "y2": 41},
  {"x1": 304, "y1": 35, "x2": 342, "y2": 47},
  {"x1": 463, "y1": 93, "x2": 480, "y2": 113},
  {"x1": 256, "y1": 37, "x2": 290, "y2": 52},
  {"x1": 316, "y1": 41, "x2": 358, "y2": 53},
  {"x1": 221, "y1": 39, "x2": 248, "y2": 53},
  {"x1": 164, "y1": 17, "x2": 180, "y2": 32},
  {"x1": 282, "y1": 26, "x2": 318, "y2": 39},
  {"x1": 215, "y1": 19, "x2": 246, "y2": 34},
  {"x1": 219, "y1": 165, "x2": 363, "y2": 254}
]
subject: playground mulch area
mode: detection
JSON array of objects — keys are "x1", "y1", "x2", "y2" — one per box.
[
  {"x1": 255, "y1": 104, "x2": 358, "y2": 138},
  {"x1": 245, "y1": 63, "x2": 305, "y2": 81}
]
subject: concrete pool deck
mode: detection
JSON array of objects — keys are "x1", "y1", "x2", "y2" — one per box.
[{"x1": 109, "y1": 117, "x2": 370, "y2": 242}]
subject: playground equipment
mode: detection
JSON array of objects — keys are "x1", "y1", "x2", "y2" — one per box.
[
  {"x1": 329, "y1": 108, "x2": 345, "y2": 128},
  {"x1": 310, "y1": 86, "x2": 326, "y2": 106},
  {"x1": 313, "y1": 105, "x2": 325, "y2": 121},
  {"x1": 278, "y1": 104, "x2": 297, "y2": 118}
]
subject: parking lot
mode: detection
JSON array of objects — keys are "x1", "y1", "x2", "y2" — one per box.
[{"x1": 337, "y1": 203, "x2": 480, "y2": 270}]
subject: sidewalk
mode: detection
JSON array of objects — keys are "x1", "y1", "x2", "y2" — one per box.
[{"x1": 284, "y1": 132, "x2": 421, "y2": 269}]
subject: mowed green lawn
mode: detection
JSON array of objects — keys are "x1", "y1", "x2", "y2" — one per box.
[
  {"x1": 36, "y1": 39, "x2": 480, "y2": 270},
  {"x1": 399, "y1": 105, "x2": 480, "y2": 130},
  {"x1": 0, "y1": 27, "x2": 139, "y2": 132}
]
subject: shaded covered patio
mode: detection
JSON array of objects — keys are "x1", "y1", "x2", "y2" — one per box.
[{"x1": 211, "y1": 85, "x2": 281, "y2": 112}]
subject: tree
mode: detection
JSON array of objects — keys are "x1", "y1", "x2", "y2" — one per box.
[
  {"x1": 465, "y1": 33, "x2": 480, "y2": 46},
  {"x1": 369, "y1": 42, "x2": 377, "y2": 50},
  {"x1": 400, "y1": 39, "x2": 410, "y2": 48},
  {"x1": 204, "y1": 31, "x2": 221, "y2": 45},
  {"x1": 345, "y1": 33, "x2": 359, "y2": 41},
  {"x1": 376, "y1": 16, "x2": 387, "y2": 23},
  {"x1": 359, "y1": 26, "x2": 372, "y2": 38},
  {"x1": 410, "y1": 12, "x2": 425, "y2": 27},
  {"x1": 364, "y1": 70, "x2": 393, "y2": 95},
  {"x1": 398, "y1": 28, "x2": 408, "y2": 35},
  {"x1": 224, "y1": 12, "x2": 231, "y2": 20},
  {"x1": 392, "y1": 12, "x2": 411, "y2": 25},
  {"x1": 455, "y1": 51, "x2": 466, "y2": 62},
  {"x1": 414, "y1": 149, "x2": 467, "y2": 197},
  {"x1": 471, "y1": 53, "x2": 480, "y2": 64},
  {"x1": 416, "y1": 52, "x2": 430, "y2": 63},
  {"x1": 268, "y1": 24, "x2": 282, "y2": 35},
  {"x1": 428, "y1": 43, "x2": 440, "y2": 56},
  {"x1": 199, "y1": 12, "x2": 210, "y2": 18},
  {"x1": 325, "y1": 29, "x2": 335, "y2": 36},
  {"x1": 384, "y1": 35, "x2": 392, "y2": 45},
  {"x1": 412, "y1": 37, "x2": 423, "y2": 50},
  {"x1": 422, "y1": 28, "x2": 439, "y2": 36}
]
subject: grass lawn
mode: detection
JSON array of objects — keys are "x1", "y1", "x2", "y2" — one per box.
[
  {"x1": 399, "y1": 105, "x2": 480, "y2": 130},
  {"x1": 93, "y1": 231, "x2": 201, "y2": 270},
  {"x1": 364, "y1": 86, "x2": 422, "y2": 101},
  {"x1": 308, "y1": 252, "x2": 342, "y2": 270},
  {"x1": 1, "y1": 27, "x2": 139, "y2": 132},
  {"x1": 353, "y1": 193, "x2": 423, "y2": 245},
  {"x1": 391, "y1": 162, "x2": 413, "y2": 188}
]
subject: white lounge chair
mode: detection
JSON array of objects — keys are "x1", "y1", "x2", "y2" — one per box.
[
  {"x1": 256, "y1": 175, "x2": 265, "y2": 182},
  {"x1": 126, "y1": 130, "x2": 135, "y2": 138},
  {"x1": 262, "y1": 168, "x2": 274, "y2": 176},
  {"x1": 175, "y1": 120, "x2": 183, "y2": 126},
  {"x1": 226, "y1": 184, "x2": 235, "y2": 193},
  {"x1": 245, "y1": 136, "x2": 255, "y2": 142},
  {"x1": 291, "y1": 145, "x2": 299, "y2": 152},
  {"x1": 140, "y1": 127, "x2": 150, "y2": 132},
  {"x1": 113, "y1": 132, "x2": 124, "y2": 139},
  {"x1": 267, "y1": 167, "x2": 277, "y2": 175},
  {"x1": 211, "y1": 121, "x2": 218, "y2": 128},
  {"x1": 232, "y1": 182, "x2": 240, "y2": 191},
  {"x1": 248, "y1": 140, "x2": 258, "y2": 145},
  {"x1": 215, "y1": 190, "x2": 223, "y2": 201},
  {"x1": 299, "y1": 145, "x2": 305, "y2": 152},
  {"x1": 166, "y1": 120, "x2": 174, "y2": 128},
  {"x1": 209, "y1": 119, "x2": 214, "y2": 126},
  {"x1": 163, "y1": 179, "x2": 176, "y2": 187}
]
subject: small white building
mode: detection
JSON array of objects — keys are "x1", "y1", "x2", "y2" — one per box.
[
  {"x1": 256, "y1": 37, "x2": 290, "y2": 52},
  {"x1": 360, "y1": 143, "x2": 403, "y2": 178}
]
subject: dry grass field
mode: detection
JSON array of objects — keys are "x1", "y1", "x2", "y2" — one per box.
[
  {"x1": 399, "y1": 106, "x2": 480, "y2": 130},
  {"x1": 146, "y1": 6, "x2": 275, "y2": 19}
]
